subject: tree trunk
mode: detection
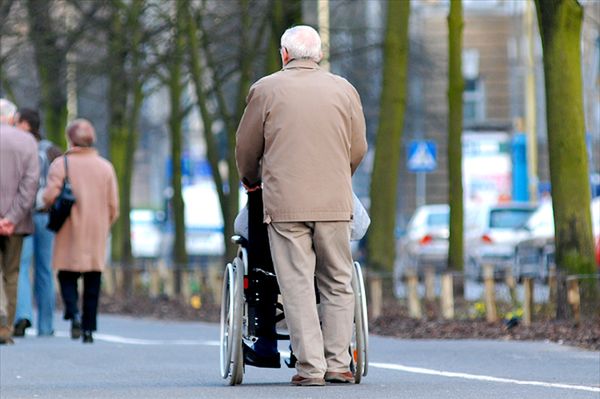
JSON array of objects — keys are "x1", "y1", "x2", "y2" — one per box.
[
  {"x1": 107, "y1": 0, "x2": 145, "y2": 296},
  {"x1": 366, "y1": 0, "x2": 410, "y2": 272},
  {"x1": 169, "y1": 1, "x2": 188, "y2": 294},
  {"x1": 26, "y1": 0, "x2": 67, "y2": 149},
  {"x1": 266, "y1": 0, "x2": 302, "y2": 74},
  {"x1": 535, "y1": 0, "x2": 596, "y2": 279},
  {"x1": 447, "y1": 0, "x2": 464, "y2": 296}
]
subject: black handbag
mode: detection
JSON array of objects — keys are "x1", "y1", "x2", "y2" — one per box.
[{"x1": 46, "y1": 155, "x2": 76, "y2": 232}]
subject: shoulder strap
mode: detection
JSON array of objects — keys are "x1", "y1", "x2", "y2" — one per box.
[{"x1": 64, "y1": 155, "x2": 70, "y2": 183}]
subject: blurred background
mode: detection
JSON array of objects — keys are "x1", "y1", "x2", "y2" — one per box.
[{"x1": 1, "y1": 0, "x2": 599, "y2": 306}]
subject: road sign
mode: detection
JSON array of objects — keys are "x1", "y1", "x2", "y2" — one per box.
[{"x1": 407, "y1": 140, "x2": 437, "y2": 172}]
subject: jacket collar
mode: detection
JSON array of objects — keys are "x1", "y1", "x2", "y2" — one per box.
[
  {"x1": 66, "y1": 146, "x2": 97, "y2": 155},
  {"x1": 283, "y1": 58, "x2": 320, "y2": 71}
]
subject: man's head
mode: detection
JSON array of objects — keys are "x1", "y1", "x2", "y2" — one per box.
[
  {"x1": 280, "y1": 25, "x2": 322, "y2": 66},
  {"x1": 15, "y1": 108, "x2": 41, "y2": 140},
  {"x1": 0, "y1": 98, "x2": 17, "y2": 125},
  {"x1": 66, "y1": 118, "x2": 96, "y2": 148}
]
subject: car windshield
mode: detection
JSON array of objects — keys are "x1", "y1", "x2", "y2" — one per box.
[
  {"x1": 489, "y1": 208, "x2": 535, "y2": 229},
  {"x1": 427, "y1": 212, "x2": 449, "y2": 227}
]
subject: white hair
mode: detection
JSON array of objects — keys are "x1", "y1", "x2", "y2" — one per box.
[
  {"x1": 0, "y1": 98, "x2": 17, "y2": 123},
  {"x1": 280, "y1": 25, "x2": 322, "y2": 63}
]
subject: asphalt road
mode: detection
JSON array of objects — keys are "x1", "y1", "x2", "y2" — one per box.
[{"x1": 1, "y1": 314, "x2": 598, "y2": 399}]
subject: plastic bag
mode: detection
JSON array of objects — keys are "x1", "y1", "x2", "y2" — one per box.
[
  {"x1": 351, "y1": 192, "x2": 370, "y2": 241},
  {"x1": 233, "y1": 192, "x2": 370, "y2": 241}
]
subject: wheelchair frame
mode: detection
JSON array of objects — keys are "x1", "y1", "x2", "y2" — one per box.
[{"x1": 220, "y1": 235, "x2": 369, "y2": 386}]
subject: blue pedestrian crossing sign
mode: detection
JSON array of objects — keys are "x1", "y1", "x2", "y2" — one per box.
[{"x1": 407, "y1": 140, "x2": 437, "y2": 172}]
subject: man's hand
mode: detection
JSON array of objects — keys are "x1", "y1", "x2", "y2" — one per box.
[
  {"x1": 0, "y1": 218, "x2": 15, "y2": 236},
  {"x1": 242, "y1": 179, "x2": 262, "y2": 193}
]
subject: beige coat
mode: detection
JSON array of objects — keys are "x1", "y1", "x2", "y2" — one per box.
[
  {"x1": 0, "y1": 123, "x2": 39, "y2": 235},
  {"x1": 236, "y1": 59, "x2": 367, "y2": 223},
  {"x1": 43, "y1": 147, "x2": 119, "y2": 272}
]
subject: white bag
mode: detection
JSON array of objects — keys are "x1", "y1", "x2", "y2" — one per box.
[
  {"x1": 234, "y1": 204, "x2": 249, "y2": 238},
  {"x1": 233, "y1": 192, "x2": 370, "y2": 241},
  {"x1": 351, "y1": 192, "x2": 370, "y2": 241}
]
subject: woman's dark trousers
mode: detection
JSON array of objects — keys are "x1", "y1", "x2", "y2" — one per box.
[{"x1": 58, "y1": 271, "x2": 101, "y2": 331}]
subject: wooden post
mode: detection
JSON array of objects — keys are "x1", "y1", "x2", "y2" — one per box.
[
  {"x1": 114, "y1": 266, "x2": 124, "y2": 295},
  {"x1": 504, "y1": 267, "x2": 517, "y2": 307},
  {"x1": 149, "y1": 267, "x2": 161, "y2": 298},
  {"x1": 406, "y1": 269, "x2": 422, "y2": 319},
  {"x1": 548, "y1": 265, "x2": 557, "y2": 304},
  {"x1": 483, "y1": 264, "x2": 497, "y2": 323},
  {"x1": 567, "y1": 277, "x2": 580, "y2": 324},
  {"x1": 369, "y1": 273, "x2": 383, "y2": 321},
  {"x1": 157, "y1": 260, "x2": 173, "y2": 297},
  {"x1": 208, "y1": 265, "x2": 222, "y2": 305},
  {"x1": 181, "y1": 270, "x2": 192, "y2": 301},
  {"x1": 102, "y1": 267, "x2": 114, "y2": 296},
  {"x1": 133, "y1": 268, "x2": 144, "y2": 295},
  {"x1": 424, "y1": 266, "x2": 436, "y2": 301},
  {"x1": 523, "y1": 277, "x2": 534, "y2": 326},
  {"x1": 440, "y1": 272, "x2": 454, "y2": 320}
]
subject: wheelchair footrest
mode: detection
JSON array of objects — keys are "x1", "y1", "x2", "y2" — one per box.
[{"x1": 285, "y1": 352, "x2": 297, "y2": 369}]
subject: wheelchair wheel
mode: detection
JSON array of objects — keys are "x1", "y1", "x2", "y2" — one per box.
[
  {"x1": 350, "y1": 261, "x2": 369, "y2": 383},
  {"x1": 219, "y1": 258, "x2": 245, "y2": 385}
]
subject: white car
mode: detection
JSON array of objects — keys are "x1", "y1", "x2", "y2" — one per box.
[
  {"x1": 513, "y1": 197, "x2": 600, "y2": 281},
  {"x1": 394, "y1": 204, "x2": 449, "y2": 278},
  {"x1": 464, "y1": 202, "x2": 537, "y2": 280},
  {"x1": 130, "y1": 209, "x2": 163, "y2": 258}
]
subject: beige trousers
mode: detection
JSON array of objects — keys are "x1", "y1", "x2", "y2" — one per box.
[
  {"x1": 0, "y1": 235, "x2": 24, "y2": 328},
  {"x1": 268, "y1": 221, "x2": 354, "y2": 378}
]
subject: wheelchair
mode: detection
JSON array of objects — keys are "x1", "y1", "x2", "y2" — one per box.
[{"x1": 219, "y1": 193, "x2": 369, "y2": 386}]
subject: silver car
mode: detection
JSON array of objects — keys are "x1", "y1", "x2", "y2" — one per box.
[
  {"x1": 465, "y1": 202, "x2": 537, "y2": 280},
  {"x1": 394, "y1": 204, "x2": 449, "y2": 278},
  {"x1": 513, "y1": 197, "x2": 600, "y2": 281}
]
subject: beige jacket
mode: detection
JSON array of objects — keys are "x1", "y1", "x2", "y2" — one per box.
[
  {"x1": 236, "y1": 59, "x2": 367, "y2": 223},
  {"x1": 0, "y1": 123, "x2": 39, "y2": 234},
  {"x1": 43, "y1": 147, "x2": 119, "y2": 272}
]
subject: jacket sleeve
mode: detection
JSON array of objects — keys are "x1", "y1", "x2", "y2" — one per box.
[
  {"x1": 43, "y1": 157, "x2": 65, "y2": 208},
  {"x1": 5, "y1": 140, "x2": 39, "y2": 224},
  {"x1": 107, "y1": 164, "x2": 120, "y2": 225},
  {"x1": 349, "y1": 86, "x2": 367, "y2": 175},
  {"x1": 235, "y1": 83, "x2": 266, "y2": 186}
]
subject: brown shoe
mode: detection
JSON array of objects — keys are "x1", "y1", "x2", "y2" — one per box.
[
  {"x1": 324, "y1": 371, "x2": 355, "y2": 383},
  {"x1": 291, "y1": 374, "x2": 326, "y2": 386},
  {"x1": 0, "y1": 326, "x2": 15, "y2": 345}
]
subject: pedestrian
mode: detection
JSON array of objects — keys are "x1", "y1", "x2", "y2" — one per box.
[
  {"x1": 0, "y1": 99, "x2": 40, "y2": 345},
  {"x1": 43, "y1": 119, "x2": 119, "y2": 344},
  {"x1": 13, "y1": 108, "x2": 62, "y2": 338},
  {"x1": 235, "y1": 26, "x2": 367, "y2": 386}
]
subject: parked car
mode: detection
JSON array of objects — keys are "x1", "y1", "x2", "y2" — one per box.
[
  {"x1": 464, "y1": 202, "x2": 537, "y2": 280},
  {"x1": 513, "y1": 197, "x2": 600, "y2": 281},
  {"x1": 130, "y1": 209, "x2": 164, "y2": 258},
  {"x1": 394, "y1": 204, "x2": 449, "y2": 279}
]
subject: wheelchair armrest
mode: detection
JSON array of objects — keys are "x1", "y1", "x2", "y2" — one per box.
[{"x1": 231, "y1": 235, "x2": 248, "y2": 247}]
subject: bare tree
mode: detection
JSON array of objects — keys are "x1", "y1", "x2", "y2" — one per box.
[
  {"x1": 367, "y1": 0, "x2": 411, "y2": 272},
  {"x1": 535, "y1": 0, "x2": 597, "y2": 311},
  {"x1": 447, "y1": 0, "x2": 464, "y2": 295},
  {"x1": 185, "y1": 0, "x2": 271, "y2": 261}
]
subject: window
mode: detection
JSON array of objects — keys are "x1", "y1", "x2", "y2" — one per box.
[{"x1": 463, "y1": 49, "x2": 485, "y2": 124}]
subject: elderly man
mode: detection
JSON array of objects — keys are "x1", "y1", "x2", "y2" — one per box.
[
  {"x1": 0, "y1": 99, "x2": 40, "y2": 344},
  {"x1": 13, "y1": 108, "x2": 62, "y2": 338},
  {"x1": 235, "y1": 26, "x2": 367, "y2": 386}
]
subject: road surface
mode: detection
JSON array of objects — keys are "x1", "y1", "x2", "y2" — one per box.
[{"x1": 1, "y1": 314, "x2": 598, "y2": 398}]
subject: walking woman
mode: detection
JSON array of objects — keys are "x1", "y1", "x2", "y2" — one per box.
[{"x1": 43, "y1": 119, "x2": 119, "y2": 343}]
